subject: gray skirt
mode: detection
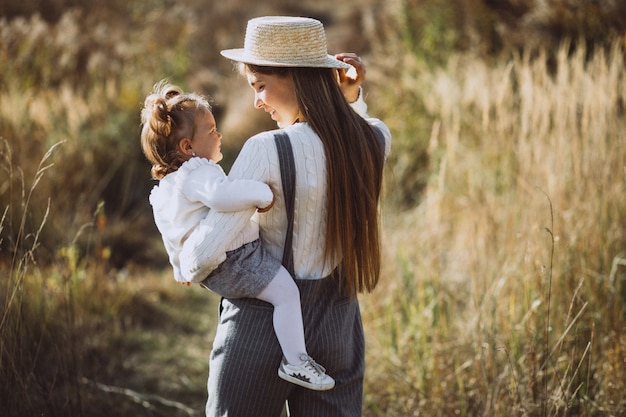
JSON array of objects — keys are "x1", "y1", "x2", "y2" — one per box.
[{"x1": 200, "y1": 239, "x2": 281, "y2": 299}]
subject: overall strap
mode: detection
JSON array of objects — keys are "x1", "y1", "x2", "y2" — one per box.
[
  {"x1": 273, "y1": 132, "x2": 296, "y2": 276},
  {"x1": 273, "y1": 127, "x2": 384, "y2": 278}
]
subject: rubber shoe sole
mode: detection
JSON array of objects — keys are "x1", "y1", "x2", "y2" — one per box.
[{"x1": 278, "y1": 359, "x2": 335, "y2": 391}]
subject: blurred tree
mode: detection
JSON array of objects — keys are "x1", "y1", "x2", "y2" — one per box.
[{"x1": 484, "y1": 0, "x2": 626, "y2": 52}]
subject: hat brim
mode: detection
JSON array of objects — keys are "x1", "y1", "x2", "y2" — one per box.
[{"x1": 220, "y1": 48, "x2": 352, "y2": 70}]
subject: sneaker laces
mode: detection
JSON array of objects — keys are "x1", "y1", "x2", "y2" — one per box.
[{"x1": 299, "y1": 354, "x2": 327, "y2": 376}]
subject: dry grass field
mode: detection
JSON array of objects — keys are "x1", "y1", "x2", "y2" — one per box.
[{"x1": 1, "y1": 1, "x2": 625, "y2": 416}]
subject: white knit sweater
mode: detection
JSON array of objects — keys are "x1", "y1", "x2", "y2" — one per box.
[
  {"x1": 179, "y1": 96, "x2": 391, "y2": 282},
  {"x1": 150, "y1": 157, "x2": 273, "y2": 282}
]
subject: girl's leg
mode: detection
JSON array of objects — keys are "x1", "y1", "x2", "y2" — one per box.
[{"x1": 256, "y1": 266, "x2": 307, "y2": 365}]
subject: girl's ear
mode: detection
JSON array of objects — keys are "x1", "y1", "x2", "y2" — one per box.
[{"x1": 178, "y1": 138, "x2": 194, "y2": 156}]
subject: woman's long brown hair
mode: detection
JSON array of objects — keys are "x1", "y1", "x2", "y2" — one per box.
[{"x1": 246, "y1": 64, "x2": 385, "y2": 296}]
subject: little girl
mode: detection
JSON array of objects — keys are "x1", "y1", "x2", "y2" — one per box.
[{"x1": 140, "y1": 81, "x2": 334, "y2": 391}]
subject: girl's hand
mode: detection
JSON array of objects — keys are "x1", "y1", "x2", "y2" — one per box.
[{"x1": 335, "y1": 53, "x2": 366, "y2": 103}]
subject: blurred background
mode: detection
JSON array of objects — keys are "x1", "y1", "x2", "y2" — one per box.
[{"x1": 1, "y1": 1, "x2": 626, "y2": 416}]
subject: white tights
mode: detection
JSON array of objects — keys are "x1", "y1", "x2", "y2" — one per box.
[{"x1": 256, "y1": 266, "x2": 307, "y2": 366}]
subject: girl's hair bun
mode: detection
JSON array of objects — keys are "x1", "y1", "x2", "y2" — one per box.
[{"x1": 140, "y1": 80, "x2": 212, "y2": 180}]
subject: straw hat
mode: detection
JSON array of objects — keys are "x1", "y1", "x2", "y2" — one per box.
[{"x1": 220, "y1": 16, "x2": 351, "y2": 69}]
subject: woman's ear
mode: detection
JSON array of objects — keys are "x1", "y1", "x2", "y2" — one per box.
[{"x1": 178, "y1": 138, "x2": 194, "y2": 156}]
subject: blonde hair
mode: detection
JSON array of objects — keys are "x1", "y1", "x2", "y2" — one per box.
[
  {"x1": 245, "y1": 65, "x2": 384, "y2": 297},
  {"x1": 140, "y1": 81, "x2": 212, "y2": 180}
]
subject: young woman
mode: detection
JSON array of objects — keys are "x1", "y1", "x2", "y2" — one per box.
[{"x1": 178, "y1": 16, "x2": 391, "y2": 416}]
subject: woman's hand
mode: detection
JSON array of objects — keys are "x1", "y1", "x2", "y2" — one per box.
[
  {"x1": 335, "y1": 53, "x2": 366, "y2": 103},
  {"x1": 257, "y1": 193, "x2": 275, "y2": 213}
]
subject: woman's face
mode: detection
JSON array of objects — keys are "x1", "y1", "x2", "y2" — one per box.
[{"x1": 247, "y1": 71, "x2": 301, "y2": 128}]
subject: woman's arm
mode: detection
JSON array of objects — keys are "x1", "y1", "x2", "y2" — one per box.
[{"x1": 336, "y1": 53, "x2": 392, "y2": 158}]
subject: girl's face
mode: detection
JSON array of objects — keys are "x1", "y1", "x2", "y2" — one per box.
[
  {"x1": 191, "y1": 111, "x2": 223, "y2": 163},
  {"x1": 247, "y1": 71, "x2": 301, "y2": 128}
]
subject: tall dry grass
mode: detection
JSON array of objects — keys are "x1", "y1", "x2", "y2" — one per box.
[
  {"x1": 362, "y1": 39, "x2": 626, "y2": 416},
  {"x1": 0, "y1": 8, "x2": 196, "y2": 266},
  {"x1": 0, "y1": 8, "x2": 204, "y2": 416},
  {"x1": 0, "y1": 141, "x2": 211, "y2": 415}
]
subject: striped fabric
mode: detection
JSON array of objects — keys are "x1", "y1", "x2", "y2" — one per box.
[
  {"x1": 205, "y1": 133, "x2": 365, "y2": 417},
  {"x1": 205, "y1": 276, "x2": 365, "y2": 417}
]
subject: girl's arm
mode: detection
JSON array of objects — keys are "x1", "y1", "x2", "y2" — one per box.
[
  {"x1": 178, "y1": 142, "x2": 273, "y2": 282},
  {"x1": 183, "y1": 161, "x2": 273, "y2": 212},
  {"x1": 178, "y1": 207, "x2": 257, "y2": 282}
]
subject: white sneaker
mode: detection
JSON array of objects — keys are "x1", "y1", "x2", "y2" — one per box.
[{"x1": 278, "y1": 354, "x2": 335, "y2": 391}]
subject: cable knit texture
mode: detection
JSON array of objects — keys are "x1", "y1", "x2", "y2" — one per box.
[
  {"x1": 179, "y1": 96, "x2": 391, "y2": 282},
  {"x1": 150, "y1": 157, "x2": 273, "y2": 282}
]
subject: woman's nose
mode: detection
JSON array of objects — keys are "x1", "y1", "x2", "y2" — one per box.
[{"x1": 254, "y1": 94, "x2": 264, "y2": 109}]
